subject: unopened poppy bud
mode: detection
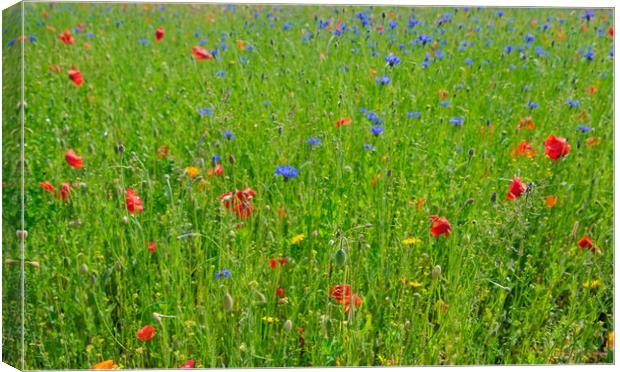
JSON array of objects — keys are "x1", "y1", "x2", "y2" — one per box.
[
  {"x1": 152, "y1": 312, "x2": 162, "y2": 324},
  {"x1": 277, "y1": 125, "x2": 283, "y2": 134},
  {"x1": 228, "y1": 230, "x2": 236, "y2": 238},
  {"x1": 222, "y1": 293, "x2": 234, "y2": 311},
  {"x1": 115, "y1": 143, "x2": 125, "y2": 154},
  {"x1": 283, "y1": 319, "x2": 293, "y2": 332},
  {"x1": 264, "y1": 204, "x2": 271, "y2": 211},
  {"x1": 63, "y1": 126, "x2": 70, "y2": 134},
  {"x1": 16, "y1": 230, "x2": 27, "y2": 240},
  {"x1": 79, "y1": 263, "x2": 89, "y2": 274},
  {"x1": 387, "y1": 169, "x2": 392, "y2": 177},
  {"x1": 491, "y1": 191, "x2": 497, "y2": 203},
  {"x1": 334, "y1": 248, "x2": 346, "y2": 266},
  {"x1": 468, "y1": 148, "x2": 475, "y2": 157},
  {"x1": 466, "y1": 198, "x2": 474, "y2": 205},
  {"x1": 432, "y1": 265, "x2": 442, "y2": 279},
  {"x1": 229, "y1": 154, "x2": 235, "y2": 164}
]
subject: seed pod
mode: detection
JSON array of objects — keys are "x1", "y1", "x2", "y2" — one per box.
[
  {"x1": 28, "y1": 261, "x2": 40, "y2": 268},
  {"x1": 334, "y1": 248, "x2": 347, "y2": 266},
  {"x1": 79, "y1": 263, "x2": 89, "y2": 274},
  {"x1": 222, "y1": 293, "x2": 234, "y2": 311},
  {"x1": 283, "y1": 319, "x2": 293, "y2": 332},
  {"x1": 404, "y1": 319, "x2": 412, "y2": 329},
  {"x1": 431, "y1": 265, "x2": 442, "y2": 279},
  {"x1": 16, "y1": 230, "x2": 28, "y2": 240}
]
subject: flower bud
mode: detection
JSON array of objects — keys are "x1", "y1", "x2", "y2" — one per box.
[
  {"x1": 79, "y1": 263, "x2": 90, "y2": 274},
  {"x1": 283, "y1": 319, "x2": 293, "y2": 332},
  {"x1": 431, "y1": 265, "x2": 442, "y2": 279},
  {"x1": 334, "y1": 248, "x2": 347, "y2": 267},
  {"x1": 16, "y1": 230, "x2": 28, "y2": 240},
  {"x1": 222, "y1": 293, "x2": 234, "y2": 311}
]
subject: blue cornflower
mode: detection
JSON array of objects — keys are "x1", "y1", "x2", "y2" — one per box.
[
  {"x1": 366, "y1": 112, "x2": 384, "y2": 124},
  {"x1": 211, "y1": 155, "x2": 221, "y2": 165},
  {"x1": 283, "y1": 22, "x2": 292, "y2": 30},
  {"x1": 363, "y1": 144, "x2": 376, "y2": 151},
  {"x1": 214, "y1": 268, "x2": 232, "y2": 279},
  {"x1": 138, "y1": 39, "x2": 150, "y2": 45},
  {"x1": 416, "y1": 34, "x2": 432, "y2": 44},
  {"x1": 534, "y1": 47, "x2": 546, "y2": 57},
  {"x1": 86, "y1": 32, "x2": 94, "y2": 38},
  {"x1": 584, "y1": 50, "x2": 595, "y2": 61},
  {"x1": 198, "y1": 38, "x2": 207, "y2": 45},
  {"x1": 307, "y1": 137, "x2": 321, "y2": 146},
  {"x1": 497, "y1": 10, "x2": 505, "y2": 17},
  {"x1": 28, "y1": 35, "x2": 37, "y2": 42},
  {"x1": 199, "y1": 108, "x2": 213, "y2": 116},
  {"x1": 7, "y1": 39, "x2": 15, "y2": 47},
  {"x1": 216, "y1": 71, "x2": 226, "y2": 77},
  {"x1": 275, "y1": 165, "x2": 299, "y2": 180},
  {"x1": 223, "y1": 131, "x2": 235, "y2": 140},
  {"x1": 450, "y1": 117, "x2": 464, "y2": 125},
  {"x1": 567, "y1": 100, "x2": 580, "y2": 107},
  {"x1": 408, "y1": 19, "x2": 420, "y2": 28},
  {"x1": 407, "y1": 111, "x2": 421, "y2": 118},
  {"x1": 219, "y1": 43, "x2": 228, "y2": 50},
  {"x1": 577, "y1": 125, "x2": 592, "y2": 133},
  {"x1": 371, "y1": 126, "x2": 384, "y2": 136},
  {"x1": 465, "y1": 58, "x2": 474, "y2": 66},
  {"x1": 359, "y1": 107, "x2": 368, "y2": 113},
  {"x1": 263, "y1": 101, "x2": 271, "y2": 106},
  {"x1": 385, "y1": 54, "x2": 401, "y2": 66},
  {"x1": 376, "y1": 76, "x2": 390, "y2": 85},
  {"x1": 194, "y1": 30, "x2": 201, "y2": 37},
  {"x1": 440, "y1": 101, "x2": 451, "y2": 107},
  {"x1": 246, "y1": 44, "x2": 254, "y2": 51},
  {"x1": 239, "y1": 56, "x2": 248, "y2": 63},
  {"x1": 435, "y1": 49, "x2": 445, "y2": 59},
  {"x1": 527, "y1": 101, "x2": 539, "y2": 109},
  {"x1": 115, "y1": 21, "x2": 121, "y2": 27},
  {"x1": 524, "y1": 34, "x2": 535, "y2": 43},
  {"x1": 389, "y1": 20, "x2": 398, "y2": 29},
  {"x1": 582, "y1": 9, "x2": 595, "y2": 21}
]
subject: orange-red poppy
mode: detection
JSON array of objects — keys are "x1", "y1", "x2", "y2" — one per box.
[
  {"x1": 126, "y1": 188, "x2": 144, "y2": 214},
  {"x1": 68, "y1": 69, "x2": 83, "y2": 87},
  {"x1": 511, "y1": 141, "x2": 537, "y2": 158},
  {"x1": 544, "y1": 135, "x2": 570, "y2": 160},
  {"x1": 155, "y1": 27, "x2": 164, "y2": 41},
  {"x1": 429, "y1": 215, "x2": 451, "y2": 237},
  {"x1": 506, "y1": 177, "x2": 526, "y2": 200},
  {"x1": 335, "y1": 117, "x2": 351, "y2": 128},
  {"x1": 136, "y1": 325, "x2": 156, "y2": 341},
  {"x1": 192, "y1": 46, "x2": 213, "y2": 60},
  {"x1": 65, "y1": 149, "x2": 83, "y2": 169},
  {"x1": 59, "y1": 30, "x2": 75, "y2": 44}
]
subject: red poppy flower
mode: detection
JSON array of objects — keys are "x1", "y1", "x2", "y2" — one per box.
[
  {"x1": 517, "y1": 116, "x2": 535, "y2": 130},
  {"x1": 329, "y1": 284, "x2": 351, "y2": 302},
  {"x1": 377, "y1": 24, "x2": 384, "y2": 33},
  {"x1": 59, "y1": 30, "x2": 75, "y2": 44},
  {"x1": 334, "y1": 117, "x2": 351, "y2": 128},
  {"x1": 155, "y1": 27, "x2": 164, "y2": 42},
  {"x1": 59, "y1": 182, "x2": 71, "y2": 201},
  {"x1": 38, "y1": 181, "x2": 55, "y2": 193},
  {"x1": 511, "y1": 141, "x2": 537, "y2": 158},
  {"x1": 609, "y1": 26, "x2": 614, "y2": 38},
  {"x1": 126, "y1": 188, "x2": 144, "y2": 214},
  {"x1": 544, "y1": 135, "x2": 570, "y2": 160},
  {"x1": 68, "y1": 69, "x2": 83, "y2": 87},
  {"x1": 136, "y1": 325, "x2": 156, "y2": 341},
  {"x1": 279, "y1": 257, "x2": 287, "y2": 265},
  {"x1": 214, "y1": 164, "x2": 224, "y2": 176},
  {"x1": 506, "y1": 177, "x2": 527, "y2": 200},
  {"x1": 269, "y1": 257, "x2": 287, "y2": 269},
  {"x1": 156, "y1": 145, "x2": 168, "y2": 158},
  {"x1": 148, "y1": 241, "x2": 156, "y2": 252},
  {"x1": 577, "y1": 235, "x2": 599, "y2": 253},
  {"x1": 219, "y1": 189, "x2": 256, "y2": 219},
  {"x1": 275, "y1": 287, "x2": 285, "y2": 297},
  {"x1": 344, "y1": 294, "x2": 363, "y2": 312},
  {"x1": 192, "y1": 46, "x2": 213, "y2": 60},
  {"x1": 429, "y1": 215, "x2": 451, "y2": 237},
  {"x1": 179, "y1": 359, "x2": 195, "y2": 369},
  {"x1": 65, "y1": 149, "x2": 83, "y2": 169}
]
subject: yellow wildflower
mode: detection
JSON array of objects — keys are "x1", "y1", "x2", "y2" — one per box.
[
  {"x1": 185, "y1": 166, "x2": 199, "y2": 178},
  {"x1": 402, "y1": 237, "x2": 421, "y2": 245},
  {"x1": 290, "y1": 233, "x2": 305, "y2": 244}
]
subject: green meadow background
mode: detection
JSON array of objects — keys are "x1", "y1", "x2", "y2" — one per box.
[{"x1": 2, "y1": 3, "x2": 614, "y2": 369}]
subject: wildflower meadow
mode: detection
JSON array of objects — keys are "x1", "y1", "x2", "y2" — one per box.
[{"x1": 1, "y1": 3, "x2": 615, "y2": 369}]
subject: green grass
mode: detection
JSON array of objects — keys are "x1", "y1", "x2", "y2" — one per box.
[{"x1": 2, "y1": 3, "x2": 614, "y2": 369}]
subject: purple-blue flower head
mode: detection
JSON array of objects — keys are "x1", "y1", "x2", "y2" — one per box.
[
  {"x1": 376, "y1": 76, "x2": 391, "y2": 85},
  {"x1": 577, "y1": 125, "x2": 592, "y2": 133},
  {"x1": 524, "y1": 34, "x2": 535, "y2": 43},
  {"x1": 307, "y1": 137, "x2": 321, "y2": 146},
  {"x1": 527, "y1": 101, "x2": 539, "y2": 109},
  {"x1": 450, "y1": 117, "x2": 464, "y2": 125},
  {"x1": 371, "y1": 126, "x2": 384, "y2": 136},
  {"x1": 223, "y1": 131, "x2": 235, "y2": 140},
  {"x1": 275, "y1": 165, "x2": 299, "y2": 180},
  {"x1": 407, "y1": 111, "x2": 421, "y2": 118},
  {"x1": 363, "y1": 143, "x2": 376, "y2": 151},
  {"x1": 199, "y1": 108, "x2": 213, "y2": 116},
  {"x1": 567, "y1": 100, "x2": 580, "y2": 108},
  {"x1": 385, "y1": 54, "x2": 401, "y2": 66}
]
